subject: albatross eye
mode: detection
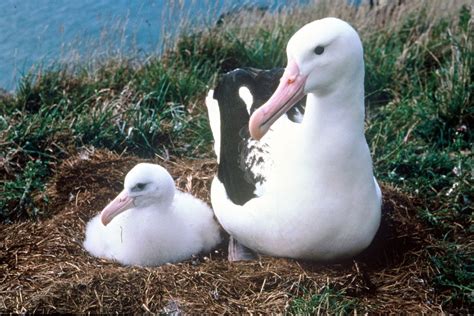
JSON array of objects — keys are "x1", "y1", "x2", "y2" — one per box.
[
  {"x1": 133, "y1": 183, "x2": 148, "y2": 191},
  {"x1": 314, "y1": 46, "x2": 325, "y2": 55}
]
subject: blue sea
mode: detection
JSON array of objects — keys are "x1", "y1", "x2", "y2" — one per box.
[{"x1": 0, "y1": 0, "x2": 311, "y2": 92}]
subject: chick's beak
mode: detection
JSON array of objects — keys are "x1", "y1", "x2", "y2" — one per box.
[{"x1": 100, "y1": 190, "x2": 135, "y2": 226}]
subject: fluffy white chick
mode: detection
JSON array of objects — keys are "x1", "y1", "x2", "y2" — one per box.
[{"x1": 83, "y1": 163, "x2": 221, "y2": 266}]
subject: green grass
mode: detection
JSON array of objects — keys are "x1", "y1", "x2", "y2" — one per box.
[
  {"x1": 289, "y1": 286, "x2": 359, "y2": 315},
  {"x1": 0, "y1": 0, "x2": 472, "y2": 312},
  {"x1": 1, "y1": 159, "x2": 50, "y2": 222},
  {"x1": 430, "y1": 244, "x2": 474, "y2": 307}
]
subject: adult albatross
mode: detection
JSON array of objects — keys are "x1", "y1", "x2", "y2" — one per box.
[{"x1": 207, "y1": 17, "x2": 381, "y2": 261}]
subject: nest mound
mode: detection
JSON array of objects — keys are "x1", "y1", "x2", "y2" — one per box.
[{"x1": 1, "y1": 149, "x2": 441, "y2": 313}]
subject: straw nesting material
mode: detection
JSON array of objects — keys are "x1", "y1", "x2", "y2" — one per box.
[{"x1": 1, "y1": 149, "x2": 440, "y2": 313}]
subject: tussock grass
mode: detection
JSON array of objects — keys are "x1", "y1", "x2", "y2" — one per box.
[{"x1": 0, "y1": 0, "x2": 472, "y2": 312}]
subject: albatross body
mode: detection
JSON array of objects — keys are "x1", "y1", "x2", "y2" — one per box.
[
  {"x1": 83, "y1": 163, "x2": 222, "y2": 266},
  {"x1": 207, "y1": 17, "x2": 381, "y2": 261}
]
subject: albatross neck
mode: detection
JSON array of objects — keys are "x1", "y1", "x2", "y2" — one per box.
[{"x1": 301, "y1": 79, "x2": 365, "y2": 140}]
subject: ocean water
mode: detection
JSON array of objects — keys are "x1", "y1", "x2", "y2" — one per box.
[{"x1": 0, "y1": 0, "x2": 309, "y2": 91}]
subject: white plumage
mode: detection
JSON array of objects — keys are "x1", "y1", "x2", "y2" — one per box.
[
  {"x1": 209, "y1": 17, "x2": 382, "y2": 261},
  {"x1": 83, "y1": 163, "x2": 222, "y2": 266}
]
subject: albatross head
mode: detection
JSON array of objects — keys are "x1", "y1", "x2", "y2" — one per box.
[
  {"x1": 249, "y1": 17, "x2": 364, "y2": 140},
  {"x1": 100, "y1": 163, "x2": 175, "y2": 226}
]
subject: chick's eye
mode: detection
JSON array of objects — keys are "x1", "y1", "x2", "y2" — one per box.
[
  {"x1": 135, "y1": 183, "x2": 147, "y2": 190},
  {"x1": 314, "y1": 46, "x2": 325, "y2": 55}
]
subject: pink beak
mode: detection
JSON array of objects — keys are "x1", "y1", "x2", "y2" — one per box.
[
  {"x1": 249, "y1": 60, "x2": 307, "y2": 140},
  {"x1": 100, "y1": 190, "x2": 135, "y2": 226}
]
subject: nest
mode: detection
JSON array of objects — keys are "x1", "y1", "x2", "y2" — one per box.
[{"x1": 0, "y1": 149, "x2": 443, "y2": 313}]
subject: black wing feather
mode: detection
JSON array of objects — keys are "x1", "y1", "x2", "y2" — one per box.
[{"x1": 213, "y1": 67, "x2": 305, "y2": 205}]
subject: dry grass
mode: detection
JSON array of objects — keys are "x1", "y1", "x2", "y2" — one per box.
[
  {"x1": 0, "y1": 149, "x2": 447, "y2": 313},
  {"x1": 214, "y1": 0, "x2": 469, "y2": 36}
]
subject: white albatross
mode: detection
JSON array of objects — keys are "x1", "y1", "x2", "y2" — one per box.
[
  {"x1": 83, "y1": 163, "x2": 222, "y2": 266},
  {"x1": 208, "y1": 17, "x2": 382, "y2": 261}
]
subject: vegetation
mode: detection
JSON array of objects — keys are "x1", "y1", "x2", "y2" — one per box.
[
  {"x1": 289, "y1": 286, "x2": 359, "y2": 314},
  {"x1": 0, "y1": 0, "x2": 472, "y2": 312}
]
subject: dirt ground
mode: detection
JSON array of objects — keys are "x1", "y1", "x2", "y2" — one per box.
[{"x1": 0, "y1": 149, "x2": 446, "y2": 313}]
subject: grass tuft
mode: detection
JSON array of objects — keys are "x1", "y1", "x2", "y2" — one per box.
[
  {"x1": 0, "y1": 159, "x2": 50, "y2": 223},
  {"x1": 289, "y1": 286, "x2": 360, "y2": 314},
  {"x1": 430, "y1": 244, "x2": 474, "y2": 307}
]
